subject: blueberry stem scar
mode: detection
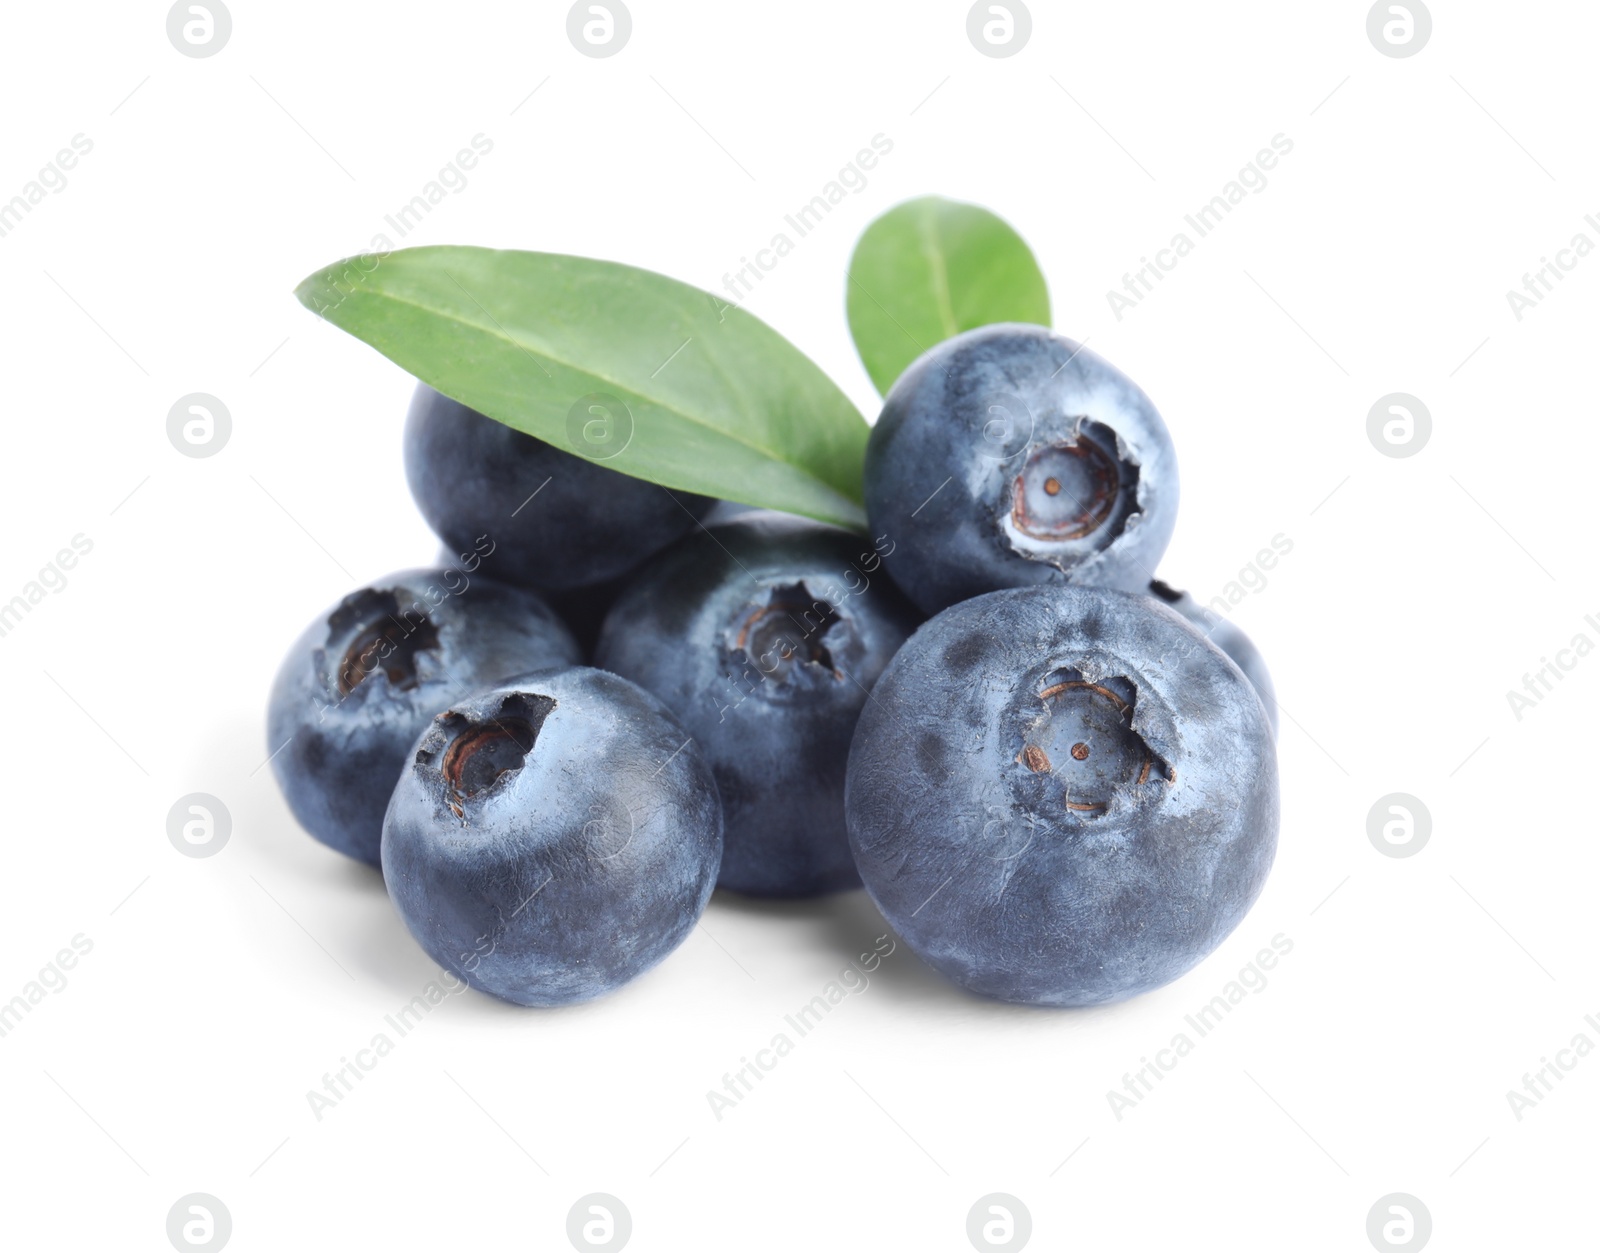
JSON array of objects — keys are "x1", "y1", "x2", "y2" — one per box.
[
  {"x1": 440, "y1": 694, "x2": 557, "y2": 806},
  {"x1": 1010, "y1": 439, "x2": 1120, "y2": 541},
  {"x1": 1030, "y1": 677, "x2": 1159, "y2": 813}
]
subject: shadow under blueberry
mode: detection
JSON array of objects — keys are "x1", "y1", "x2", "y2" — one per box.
[
  {"x1": 231, "y1": 705, "x2": 1132, "y2": 1019},
  {"x1": 704, "y1": 887, "x2": 983, "y2": 1011}
]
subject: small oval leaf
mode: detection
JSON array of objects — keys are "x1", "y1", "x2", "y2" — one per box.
[
  {"x1": 847, "y1": 196, "x2": 1051, "y2": 395},
  {"x1": 295, "y1": 246, "x2": 870, "y2": 530}
]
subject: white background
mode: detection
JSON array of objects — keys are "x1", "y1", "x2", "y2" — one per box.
[{"x1": 0, "y1": 1, "x2": 1594, "y2": 1249}]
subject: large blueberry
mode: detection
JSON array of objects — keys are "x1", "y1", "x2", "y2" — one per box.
[
  {"x1": 381, "y1": 667, "x2": 722, "y2": 1006},
  {"x1": 846, "y1": 585, "x2": 1278, "y2": 1007},
  {"x1": 405, "y1": 384, "x2": 714, "y2": 590},
  {"x1": 595, "y1": 514, "x2": 921, "y2": 897},
  {"x1": 1148, "y1": 579, "x2": 1278, "y2": 737},
  {"x1": 267, "y1": 569, "x2": 580, "y2": 867},
  {"x1": 865, "y1": 324, "x2": 1178, "y2": 614}
]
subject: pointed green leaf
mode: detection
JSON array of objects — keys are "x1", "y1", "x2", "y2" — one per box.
[
  {"x1": 295, "y1": 246, "x2": 869, "y2": 530},
  {"x1": 847, "y1": 196, "x2": 1051, "y2": 394}
]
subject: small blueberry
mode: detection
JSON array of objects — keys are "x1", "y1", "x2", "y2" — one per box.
[
  {"x1": 405, "y1": 385, "x2": 714, "y2": 591},
  {"x1": 382, "y1": 667, "x2": 722, "y2": 1006},
  {"x1": 865, "y1": 324, "x2": 1178, "y2": 614},
  {"x1": 596, "y1": 514, "x2": 922, "y2": 897}
]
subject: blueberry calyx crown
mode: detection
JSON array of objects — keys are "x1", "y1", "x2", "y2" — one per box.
[
  {"x1": 1002, "y1": 420, "x2": 1140, "y2": 564},
  {"x1": 416, "y1": 692, "x2": 556, "y2": 819},
  {"x1": 1015, "y1": 668, "x2": 1171, "y2": 815},
  {"x1": 724, "y1": 580, "x2": 848, "y2": 689},
  {"x1": 324, "y1": 587, "x2": 441, "y2": 697}
]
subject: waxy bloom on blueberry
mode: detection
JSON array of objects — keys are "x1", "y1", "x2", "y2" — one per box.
[
  {"x1": 1148, "y1": 579, "x2": 1278, "y2": 737},
  {"x1": 597, "y1": 514, "x2": 921, "y2": 898},
  {"x1": 382, "y1": 668, "x2": 723, "y2": 1006},
  {"x1": 405, "y1": 385, "x2": 714, "y2": 591},
  {"x1": 846, "y1": 585, "x2": 1278, "y2": 1007}
]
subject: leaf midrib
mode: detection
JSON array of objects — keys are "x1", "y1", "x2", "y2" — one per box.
[
  {"x1": 916, "y1": 201, "x2": 960, "y2": 340},
  {"x1": 329, "y1": 281, "x2": 861, "y2": 504}
]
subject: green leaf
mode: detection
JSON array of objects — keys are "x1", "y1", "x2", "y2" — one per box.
[
  {"x1": 295, "y1": 246, "x2": 870, "y2": 530},
  {"x1": 846, "y1": 196, "x2": 1051, "y2": 395}
]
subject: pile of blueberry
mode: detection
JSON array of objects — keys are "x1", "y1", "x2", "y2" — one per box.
[{"x1": 268, "y1": 324, "x2": 1279, "y2": 1009}]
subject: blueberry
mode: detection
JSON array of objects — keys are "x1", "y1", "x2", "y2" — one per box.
[
  {"x1": 865, "y1": 324, "x2": 1178, "y2": 614},
  {"x1": 846, "y1": 585, "x2": 1278, "y2": 1007},
  {"x1": 1148, "y1": 579, "x2": 1278, "y2": 737},
  {"x1": 405, "y1": 385, "x2": 714, "y2": 590},
  {"x1": 595, "y1": 514, "x2": 921, "y2": 897},
  {"x1": 267, "y1": 569, "x2": 580, "y2": 867},
  {"x1": 381, "y1": 667, "x2": 722, "y2": 1006}
]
